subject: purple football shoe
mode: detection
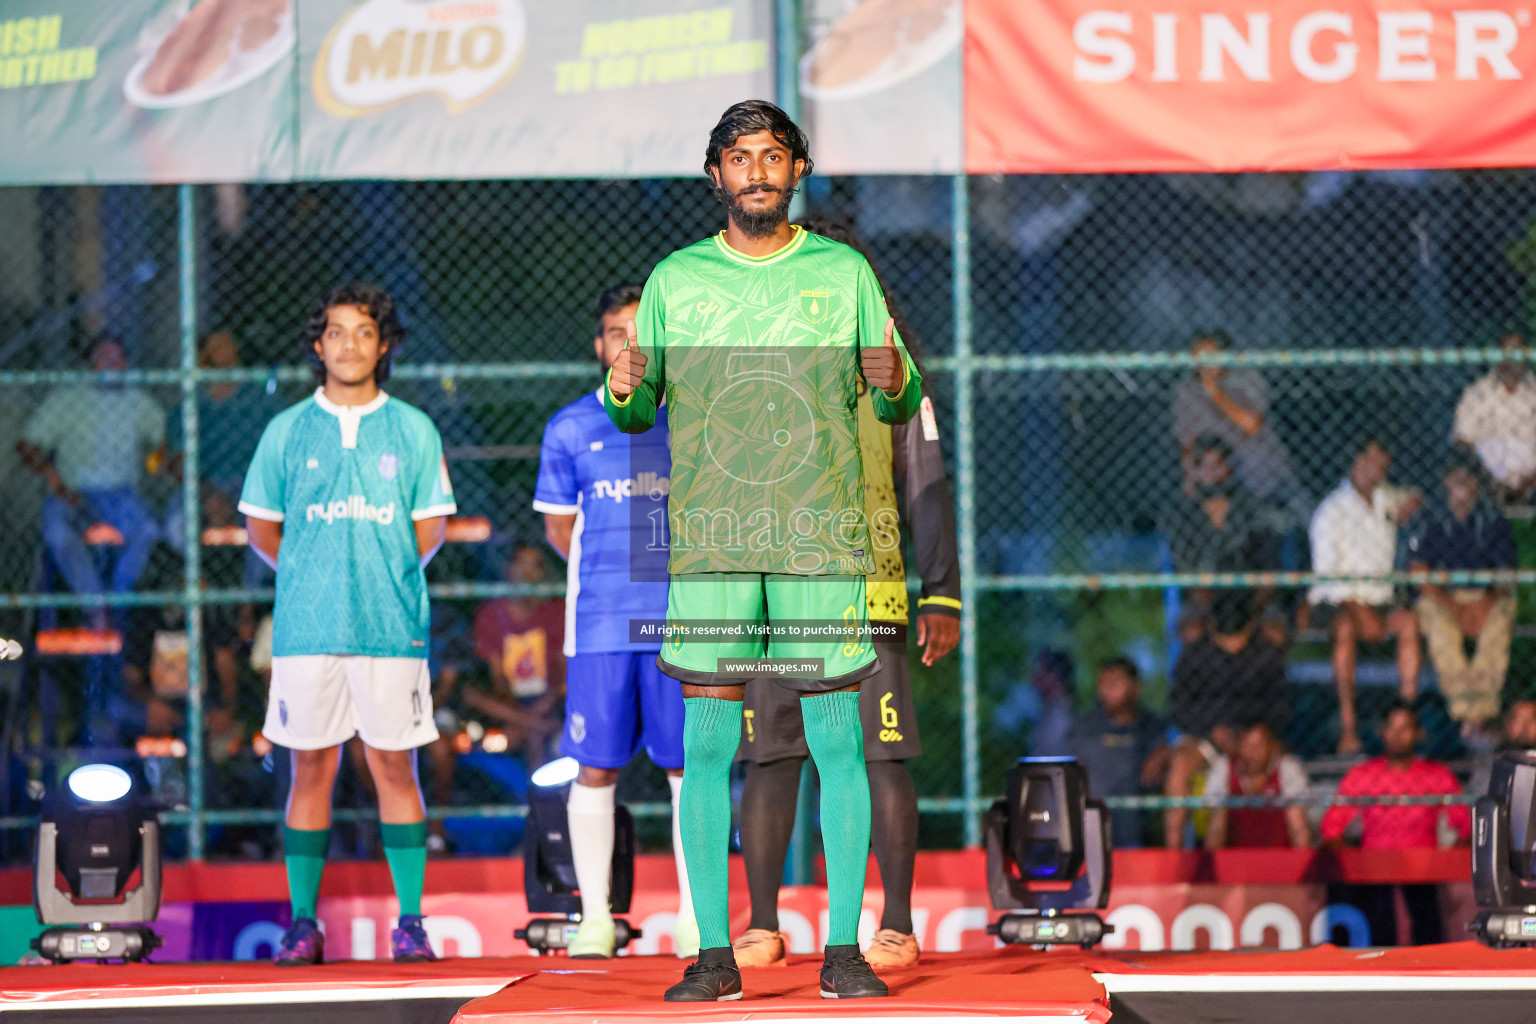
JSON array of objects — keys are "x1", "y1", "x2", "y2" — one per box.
[
  {"x1": 392, "y1": 914, "x2": 437, "y2": 963},
  {"x1": 274, "y1": 917, "x2": 324, "y2": 966}
]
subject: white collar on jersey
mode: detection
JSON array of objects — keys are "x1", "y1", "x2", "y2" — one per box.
[{"x1": 313, "y1": 387, "x2": 389, "y2": 450}]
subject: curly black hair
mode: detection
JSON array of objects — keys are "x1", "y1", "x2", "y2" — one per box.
[
  {"x1": 301, "y1": 282, "x2": 404, "y2": 385},
  {"x1": 704, "y1": 99, "x2": 813, "y2": 179}
]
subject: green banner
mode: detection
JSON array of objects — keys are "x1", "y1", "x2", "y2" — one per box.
[
  {"x1": 0, "y1": 0, "x2": 775, "y2": 185},
  {"x1": 1, "y1": 1, "x2": 296, "y2": 185},
  {"x1": 298, "y1": 0, "x2": 772, "y2": 180}
]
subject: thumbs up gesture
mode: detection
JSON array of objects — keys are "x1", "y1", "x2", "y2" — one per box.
[
  {"x1": 609, "y1": 320, "x2": 648, "y2": 398},
  {"x1": 860, "y1": 317, "x2": 903, "y2": 395}
]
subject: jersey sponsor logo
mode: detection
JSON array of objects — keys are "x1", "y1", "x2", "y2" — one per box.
[
  {"x1": 593, "y1": 472, "x2": 670, "y2": 502},
  {"x1": 305, "y1": 494, "x2": 397, "y2": 525},
  {"x1": 378, "y1": 452, "x2": 399, "y2": 480}
]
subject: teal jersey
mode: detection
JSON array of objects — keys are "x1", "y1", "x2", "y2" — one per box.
[
  {"x1": 239, "y1": 389, "x2": 456, "y2": 659},
  {"x1": 604, "y1": 226, "x2": 922, "y2": 576}
]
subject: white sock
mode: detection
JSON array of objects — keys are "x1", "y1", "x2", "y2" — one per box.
[
  {"x1": 567, "y1": 782, "x2": 616, "y2": 921},
  {"x1": 669, "y1": 774, "x2": 694, "y2": 923}
]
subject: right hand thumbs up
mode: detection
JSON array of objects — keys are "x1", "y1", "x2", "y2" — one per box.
[{"x1": 609, "y1": 320, "x2": 647, "y2": 398}]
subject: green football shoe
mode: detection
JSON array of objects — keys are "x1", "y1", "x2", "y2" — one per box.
[{"x1": 568, "y1": 914, "x2": 616, "y2": 959}]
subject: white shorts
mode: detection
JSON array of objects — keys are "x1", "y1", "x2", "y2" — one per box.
[{"x1": 265, "y1": 655, "x2": 439, "y2": 751}]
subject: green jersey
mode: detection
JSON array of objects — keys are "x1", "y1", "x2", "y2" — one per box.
[
  {"x1": 239, "y1": 389, "x2": 456, "y2": 659},
  {"x1": 604, "y1": 226, "x2": 922, "y2": 575}
]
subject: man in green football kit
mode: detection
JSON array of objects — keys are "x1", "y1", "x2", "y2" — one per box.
[
  {"x1": 240, "y1": 284, "x2": 455, "y2": 966},
  {"x1": 606, "y1": 101, "x2": 921, "y2": 1001}
]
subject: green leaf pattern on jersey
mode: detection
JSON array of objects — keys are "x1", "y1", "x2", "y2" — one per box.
[{"x1": 606, "y1": 227, "x2": 921, "y2": 576}]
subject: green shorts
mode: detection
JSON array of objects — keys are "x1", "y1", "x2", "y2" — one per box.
[{"x1": 657, "y1": 573, "x2": 881, "y2": 693}]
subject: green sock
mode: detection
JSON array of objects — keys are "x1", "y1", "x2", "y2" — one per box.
[
  {"x1": 681, "y1": 697, "x2": 743, "y2": 951},
  {"x1": 284, "y1": 826, "x2": 330, "y2": 921},
  {"x1": 802, "y1": 691, "x2": 870, "y2": 947},
  {"x1": 381, "y1": 820, "x2": 429, "y2": 918}
]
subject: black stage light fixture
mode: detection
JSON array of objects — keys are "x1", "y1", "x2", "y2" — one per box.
[
  {"x1": 32, "y1": 763, "x2": 162, "y2": 962},
  {"x1": 1471, "y1": 750, "x2": 1536, "y2": 947},
  {"x1": 515, "y1": 757, "x2": 640, "y2": 954},
  {"x1": 985, "y1": 757, "x2": 1113, "y2": 950}
]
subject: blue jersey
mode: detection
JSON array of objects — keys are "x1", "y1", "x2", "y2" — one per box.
[
  {"x1": 533, "y1": 388, "x2": 670, "y2": 655},
  {"x1": 239, "y1": 389, "x2": 456, "y2": 659}
]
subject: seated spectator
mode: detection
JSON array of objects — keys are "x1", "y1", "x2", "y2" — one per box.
[
  {"x1": 995, "y1": 648, "x2": 1076, "y2": 756},
  {"x1": 466, "y1": 543, "x2": 566, "y2": 766},
  {"x1": 1321, "y1": 704, "x2": 1470, "y2": 945},
  {"x1": 1203, "y1": 722, "x2": 1311, "y2": 849},
  {"x1": 17, "y1": 336, "x2": 166, "y2": 618},
  {"x1": 1308, "y1": 438, "x2": 1423, "y2": 755},
  {"x1": 1470, "y1": 699, "x2": 1536, "y2": 796},
  {"x1": 1407, "y1": 461, "x2": 1517, "y2": 736},
  {"x1": 1163, "y1": 434, "x2": 1280, "y2": 637},
  {"x1": 1173, "y1": 329, "x2": 1303, "y2": 514},
  {"x1": 1067, "y1": 657, "x2": 1170, "y2": 847},
  {"x1": 1453, "y1": 332, "x2": 1536, "y2": 504},
  {"x1": 1165, "y1": 591, "x2": 1290, "y2": 847}
]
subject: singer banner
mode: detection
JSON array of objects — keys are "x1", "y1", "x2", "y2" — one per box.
[{"x1": 965, "y1": 0, "x2": 1536, "y2": 173}]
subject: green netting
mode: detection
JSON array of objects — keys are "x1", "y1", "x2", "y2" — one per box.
[{"x1": 2, "y1": 170, "x2": 1535, "y2": 859}]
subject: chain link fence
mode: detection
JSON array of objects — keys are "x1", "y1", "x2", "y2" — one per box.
[{"x1": 2, "y1": 169, "x2": 1535, "y2": 860}]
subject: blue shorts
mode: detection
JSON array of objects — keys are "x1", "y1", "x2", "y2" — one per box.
[{"x1": 563, "y1": 651, "x2": 684, "y2": 770}]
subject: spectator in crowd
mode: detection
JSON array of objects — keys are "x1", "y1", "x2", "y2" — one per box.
[
  {"x1": 1203, "y1": 722, "x2": 1311, "y2": 849},
  {"x1": 1163, "y1": 433, "x2": 1280, "y2": 638},
  {"x1": 1067, "y1": 657, "x2": 1170, "y2": 847},
  {"x1": 467, "y1": 543, "x2": 566, "y2": 767},
  {"x1": 1321, "y1": 704, "x2": 1470, "y2": 945},
  {"x1": 995, "y1": 648, "x2": 1076, "y2": 756},
  {"x1": 1471, "y1": 699, "x2": 1536, "y2": 796},
  {"x1": 1165, "y1": 435, "x2": 1279, "y2": 577},
  {"x1": 1308, "y1": 438, "x2": 1423, "y2": 755},
  {"x1": 17, "y1": 336, "x2": 166, "y2": 617},
  {"x1": 1453, "y1": 332, "x2": 1536, "y2": 504},
  {"x1": 1173, "y1": 330, "x2": 1302, "y2": 511},
  {"x1": 1165, "y1": 590, "x2": 1289, "y2": 848},
  {"x1": 165, "y1": 331, "x2": 280, "y2": 552},
  {"x1": 1407, "y1": 460, "x2": 1517, "y2": 736}
]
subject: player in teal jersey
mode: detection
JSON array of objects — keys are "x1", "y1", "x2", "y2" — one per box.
[
  {"x1": 239, "y1": 284, "x2": 455, "y2": 966},
  {"x1": 606, "y1": 101, "x2": 921, "y2": 1001}
]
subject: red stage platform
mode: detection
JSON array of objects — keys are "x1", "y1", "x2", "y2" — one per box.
[{"x1": 4, "y1": 943, "x2": 1536, "y2": 1024}]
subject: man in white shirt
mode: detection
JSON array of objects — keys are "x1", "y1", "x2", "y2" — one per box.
[
  {"x1": 1453, "y1": 333, "x2": 1536, "y2": 503},
  {"x1": 1308, "y1": 439, "x2": 1422, "y2": 755}
]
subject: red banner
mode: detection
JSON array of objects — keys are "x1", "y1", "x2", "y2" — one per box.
[{"x1": 966, "y1": 0, "x2": 1536, "y2": 172}]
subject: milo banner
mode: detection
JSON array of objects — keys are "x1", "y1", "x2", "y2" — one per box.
[
  {"x1": 799, "y1": 0, "x2": 962, "y2": 174},
  {"x1": 297, "y1": 0, "x2": 772, "y2": 179},
  {"x1": 0, "y1": 1, "x2": 296, "y2": 184},
  {"x1": 0, "y1": 0, "x2": 773, "y2": 184}
]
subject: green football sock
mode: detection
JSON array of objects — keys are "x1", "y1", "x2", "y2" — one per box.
[
  {"x1": 802, "y1": 691, "x2": 871, "y2": 948},
  {"x1": 381, "y1": 820, "x2": 429, "y2": 918},
  {"x1": 284, "y1": 826, "x2": 330, "y2": 921},
  {"x1": 681, "y1": 697, "x2": 743, "y2": 951}
]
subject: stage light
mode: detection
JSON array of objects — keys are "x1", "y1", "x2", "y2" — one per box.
[
  {"x1": 517, "y1": 758, "x2": 639, "y2": 955},
  {"x1": 984, "y1": 757, "x2": 1114, "y2": 950},
  {"x1": 529, "y1": 756, "x2": 580, "y2": 789},
  {"x1": 32, "y1": 761, "x2": 162, "y2": 963},
  {"x1": 68, "y1": 764, "x2": 133, "y2": 803},
  {"x1": 1470, "y1": 750, "x2": 1536, "y2": 947}
]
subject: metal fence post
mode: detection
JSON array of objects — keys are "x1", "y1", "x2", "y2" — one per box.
[
  {"x1": 776, "y1": 0, "x2": 805, "y2": 223},
  {"x1": 178, "y1": 184, "x2": 205, "y2": 860},
  {"x1": 952, "y1": 174, "x2": 980, "y2": 847}
]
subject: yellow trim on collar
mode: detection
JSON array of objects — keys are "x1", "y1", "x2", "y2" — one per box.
[{"x1": 712, "y1": 224, "x2": 808, "y2": 266}]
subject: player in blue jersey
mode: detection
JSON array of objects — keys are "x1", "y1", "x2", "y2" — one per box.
[
  {"x1": 532, "y1": 282, "x2": 693, "y2": 959},
  {"x1": 239, "y1": 283, "x2": 455, "y2": 966}
]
